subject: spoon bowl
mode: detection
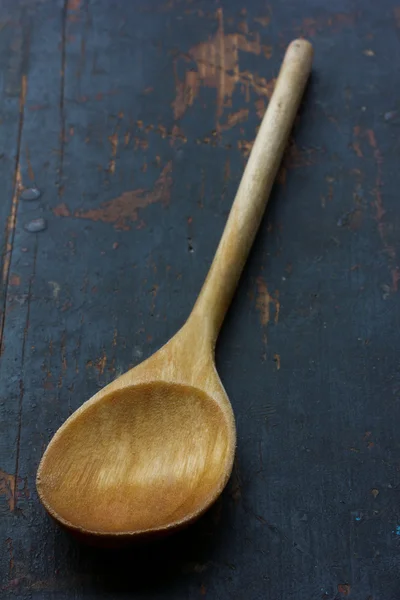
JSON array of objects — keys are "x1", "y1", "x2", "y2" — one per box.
[
  {"x1": 37, "y1": 39, "x2": 313, "y2": 541},
  {"x1": 38, "y1": 384, "x2": 233, "y2": 535},
  {"x1": 37, "y1": 326, "x2": 236, "y2": 536}
]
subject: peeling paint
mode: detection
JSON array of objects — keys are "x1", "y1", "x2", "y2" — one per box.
[
  {"x1": 337, "y1": 583, "x2": 351, "y2": 596},
  {"x1": 296, "y1": 12, "x2": 358, "y2": 37},
  {"x1": 284, "y1": 141, "x2": 323, "y2": 169},
  {"x1": 254, "y1": 16, "x2": 270, "y2": 27},
  {"x1": 351, "y1": 125, "x2": 363, "y2": 157},
  {"x1": 256, "y1": 277, "x2": 280, "y2": 328},
  {"x1": 108, "y1": 132, "x2": 118, "y2": 174},
  {"x1": 75, "y1": 90, "x2": 119, "y2": 103},
  {"x1": 68, "y1": 0, "x2": 81, "y2": 10},
  {"x1": 53, "y1": 202, "x2": 70, "y2": 217},
  {"x1": 54, "y1": 162, "x2": 172, "y2": 230},
  {"x1": 0, "y1": 469, "x2": 15, "y2": 511},
  {"x1": 2, "y1": 167, "x2": 22, "y2": 287},
  {"x1": 170, "y1": 124, "x2": 187, "y2": 146},
  {"x1": 392, "y1": 267, "x2": 400, "y2": 292},
  {"x1": 172, "y1": 8, "x2": 274, "y2": 130},
  {"x1": 9, "y1": 274, "x2": 20, "y2": 286},
  {"x1": 273, "y1": 353, "x2": 281, "y2": 370},
  {"x1": 364, "y1": 128, "x2": 399, "y2": 292},
  {"x1": 95, "y1": 351, "x2": 107, "y2": 375},
  {"x1": 220, "y1": 108, "x2": 249, "y2": 131},
  {"x1": 238, "y1": 138, "x2": 323, "y2": 166},
  {"x1": 255, "y1": 98, "x2": 265, "y2": 119},
  {"x1": 366, "y1": 130, "x2": 384, "y2": 221},
  {"x1": 237, "y1": 139, "x2": 254, "y2": 157}
]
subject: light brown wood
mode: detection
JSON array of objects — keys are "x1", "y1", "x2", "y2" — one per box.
[{"x1": 36, "y1": 39, "x2": 313, "y2": 540}]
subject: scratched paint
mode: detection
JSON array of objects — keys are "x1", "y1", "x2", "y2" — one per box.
[
  {"x1": 9, "y1": 274, "x2": 20, "y2": 286},
  {"x1": 0, "y1": 469, "x2": 15, "y2": 511},
  {"x1": 108, "y1": 132, "x2": 118, "y2": 175},
  {"x1": 53, "y1": 162, "x2": 173, "y2": 230},
  {"x1": 255, "y1": 276, "x2": 280, "y2": 327},
  {"x1": 351, "y1": 126, "x2": 399, "y2": 292},
  {"x1": 67, "y1": 0, "x2": 81, "y2": 22},
  {"x1": 297, "y1": 12, "x2": 358, "y2": 37},
  {"x1": 337, "y1": 584, "x2": 351, "y2": 596},
  {"x1": 173, "y1": 8, "x2": 274, "y2": 130},
  {"x1": 1, "y1": 167, "x2": 22, "y2": 287}
]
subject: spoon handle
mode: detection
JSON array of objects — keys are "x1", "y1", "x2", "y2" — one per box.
[{"x1": 189, "y1": 39, "x2": 313, "y2": 343}]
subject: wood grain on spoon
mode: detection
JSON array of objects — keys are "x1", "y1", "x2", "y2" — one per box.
[{"x1": 36, "y1": 39, "x2": 313, "y2": 540}]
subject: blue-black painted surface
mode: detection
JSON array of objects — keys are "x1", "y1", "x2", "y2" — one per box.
[{"x1": 1, "y1": 0, "x2": 400, "y2": 598}]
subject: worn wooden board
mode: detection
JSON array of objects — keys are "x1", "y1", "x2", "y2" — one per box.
[{"x1": 1, "y1": 0, "x2": 400, "y2": 598}]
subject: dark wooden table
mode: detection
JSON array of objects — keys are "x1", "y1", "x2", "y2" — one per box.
[{"x1": 1, "y1": 0, "x2": 400, "y2": 598}]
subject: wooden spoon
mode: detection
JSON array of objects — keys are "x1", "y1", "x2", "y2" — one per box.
[{"x1": 37, "y1": 39, "x2": 313, "y2": 541}]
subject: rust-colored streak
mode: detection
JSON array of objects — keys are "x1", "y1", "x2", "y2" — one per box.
[
  {"x1": 255, "y1": 98, "x2": 265, "y2": 119},
  {"x1": 273, "y1": 353, "x2": 281, "y2": 370},
  {"x1": 75, "y1": 90, "x2": 119, "y2": 103},
  {"x1": 20, "y1": 74, "x2": 27, "y2": 111},
  {"x1": 256, "y1": 277, "x2": 280, "y2": 327},
  {"x1": 366, "y1": 130, "x2": 385, "y2": 221},
  {"x1": 0, "y1": 470, "x2": 16, "y2": 511},
  {"x1": 337, "y1": 584, "x2": 351, "y2": 596},
  {"x1": 2, "y1": 168, "x2": 22, "y2": 287},
  {"x1": 392, "y1": 267, "x2": 400, "y2": 292},
  {"x1": 366, "y1": 129, "x2": 399, "y2": 290},
  {"x1": 353, "y1": 127, "x2": 398, "y2": 292},
  {"x1": 157, "y1": 124, "x2": 167, "y2": 139},
  {"x1": 284, "y1": 141, "x2": 322, "y2": 169},
  {"x1": 53, "y1": 202, "x2": 70, "y2": 217},
  {"x1": 95, "y1": 352, "x2": 107, "y2": 375},
  {"x1": 134, "y1": 137, "x2": 149, "y2": 151},
  {"x1": 173, "y1": 8, "x2": 274, "y2": 129},
  {"x1": 220, "y1": 108, "x2": 249, "y2": 131},
  {"x1": 237, "y1": 139, "x2": 254, "y2": 157},
  {"x1": 108, "y1": 132, "x2": 118, "y2": 175},
  {"x1": 28, "y1": 103, "x2": 48, "y2": 111},
  {"x1": 74, "y1": 162, "x2": 173, "y2": 230},
  {"x1": 240, "y1": 138, "x2": 323, "y2": 165},
  {"x1": 254, "y1": 16, "x2": 270, "y2": 27},
  {"x1": 170, "y1": 124, "x2": 187, "y2": 146},
  {"x1": 298, "y1": 12, "x2": 357, "y2": 37},
  {"x1": 9, "y1": 274, "x2": 20, "y2": 286},
  {"x1": 1, "y1": 75, "x2": 26, "y2": 292},
  {"x1": 67, "y1": 0, "x2": 81, "y2": 21},
  {"x1": 394, "y1": 6, "x2": 400, "y2": 27},
  {"x1": 351, "y1": 125, "x2": 363, "y2": 157}
]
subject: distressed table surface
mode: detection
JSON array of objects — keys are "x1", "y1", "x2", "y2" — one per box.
[{"x1": 1, "y1": 0, "x2": 400, "y2": 598}]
